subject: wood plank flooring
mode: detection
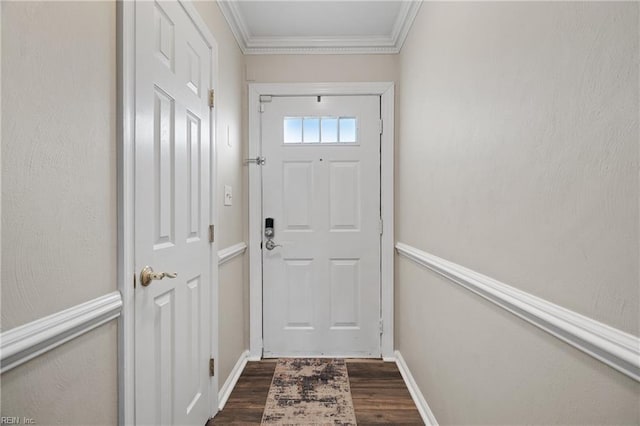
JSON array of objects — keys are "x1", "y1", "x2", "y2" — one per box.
[{"x1": 208, "y1": 359, "x2": 423, "y2": 425}]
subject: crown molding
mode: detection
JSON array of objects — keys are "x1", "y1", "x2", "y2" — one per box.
[
  {"x1": 218, "y1": 0, "x2": 251, "y2": 54},
  {"x1": 391, "y1": 1, "x2": 422, "y2": 52},
  {"x1": 218, "y1": 1, "x2": 422, "y2": 55}
]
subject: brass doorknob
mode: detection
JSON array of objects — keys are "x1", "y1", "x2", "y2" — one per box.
[{"x1": 140, "y1": 266, "x2": 177, "y2": 287}]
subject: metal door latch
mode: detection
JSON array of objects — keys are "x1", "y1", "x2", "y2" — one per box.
[
  {"x1": 245, "y1": 156, "x2": 266, "y2": 165},
  {"x1": 140, "y1": 266, "x2": 177, "y2": 287},
  {"x1": 265, "y1": 239, "x2": 282, "y2": 251}
]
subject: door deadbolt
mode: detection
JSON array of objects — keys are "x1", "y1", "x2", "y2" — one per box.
[
  {"x1": 264, "y1": 217, "x2": 280, "y2": 250},
  {"x1": 265, "y1": 217, "x2": 274, "y2": 238}
]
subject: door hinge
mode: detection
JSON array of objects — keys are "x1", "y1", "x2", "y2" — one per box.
[
  {"x1": 209, "y1": 224, "x2": 215, "y2": 243},
  {"x1": 209, "y1": 89, "x2": 215, "y2": 109},
  {"x1": 209, "y1": 358, "x2": 215, "y2": 377},
  {"x1": 379, "y1": 218, "x2": 384, "y2": 235},
  {"x1": 379, "y1": 319, "x2": 384, "y2": 335},
  {"x1": 378, "y1": 119, "x2": 383, "y2": 135}
]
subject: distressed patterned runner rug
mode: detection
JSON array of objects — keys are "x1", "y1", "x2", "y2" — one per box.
[{"x1": 261, "y1": 358, "x2": 357, "y2": 425}]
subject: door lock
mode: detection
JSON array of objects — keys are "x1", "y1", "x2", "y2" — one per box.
[
  {"x1": 265, "y1": 239, "x2": 282, "y2": 251},
  {"x1": 264, "y1": 217, "x2": 280, "y2": 250},
  {"x1": 265, "y1": 217, "x2": 274, "y2": 238}
]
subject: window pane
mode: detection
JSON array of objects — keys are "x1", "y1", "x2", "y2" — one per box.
[
  {"x1": 284, "y1": 117, "x2": 302, "y2": 143},
  {"x1": 339, "y1": 118, "x2": 357, "y2": 142},
  {"x1": 303, "y1": 118, "x2": 320, "y2": 143},
  {"x1": 321, "y1": 117, "x2": 338, "y2": 143}
]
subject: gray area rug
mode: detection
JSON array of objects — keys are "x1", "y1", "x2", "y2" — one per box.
[{"x1": 261, "y1": 358, "x2": 357, "y2": 425}]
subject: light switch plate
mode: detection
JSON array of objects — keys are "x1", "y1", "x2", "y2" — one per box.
[{"x1": 224, "y1": 185, "x2": 232, "y2": 206}]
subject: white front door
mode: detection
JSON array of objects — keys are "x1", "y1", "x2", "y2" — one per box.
[
  {"x1": 134, "y1": 1, "x2": 214, "y2": 425},
  {"x1": 262, "y1": 95, "x2": 381, "y2": 357}
]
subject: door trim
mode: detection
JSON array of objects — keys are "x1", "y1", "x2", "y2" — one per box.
[
  {"x1": 248, "y1": 82, "x2": 395, "y2": 359},
  {"x1": 117, "y1": 2, "x2": 219, "y2": 423}
]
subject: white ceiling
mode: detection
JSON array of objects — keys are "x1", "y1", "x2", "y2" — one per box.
[{"x1": 218, "y1": 1, "x2": 422, "y2": 54}]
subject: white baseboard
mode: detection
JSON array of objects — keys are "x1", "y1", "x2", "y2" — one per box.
[
  {"x1": 395, "y1": 350, "x2": 438, "y2": 426},
  {"x1": 218, "y1": 350, "x2": 249, "y2": 411}
]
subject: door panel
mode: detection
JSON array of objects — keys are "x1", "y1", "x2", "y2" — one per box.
[
  {"x1": 330, "y1": 259, "x2": 360, "y2": 328},
  {"x1": 262, "y1": 96, "x2": 381, "y2": 357},
  {"x1": 283, "y1": 161, "x2": 314, "y2": 230},
  {"x1": 135, "y1": 1, "x2": 213, "y2": 425},
  {"x1": 285, "y1": 259, "x2": 315, "y2": 328},
  {"x1": 329, "y1": 161, "x2": 361, "y2": 230}
]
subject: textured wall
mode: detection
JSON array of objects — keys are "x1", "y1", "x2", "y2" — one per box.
[
  {"x1": 1, "y1": 1, "x2": 116, "y2": 330},
  {"x1": 397, "y1": 2, "x2": 639, "y2": 424},
  {"x1": 1, "y1": 1, "x2": 118, "y2": 424},
  {"x1": 245, "y1": 54, "x2": 398, "y2": 83},
  {"x1": 1, "y1": 324, "x2": 118, "y2": 425},
  {"x1": 194, "y1": 0, "x2": 248, "y2": 390},
  {"x1": 397, "y1": 258, "x2": 639, "y2": 425}
]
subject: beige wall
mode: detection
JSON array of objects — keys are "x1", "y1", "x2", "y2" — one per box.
[
  {"x1": 1, "y1": 323, "x2": 118, "y2": 425},
  {"x1": 1, "y1": 1, "x2": 117, "y2": 331},
  {"x1": 1, "y1": 1, "x2": 118, "y2": 424},
  {"x1": 1, "y1": 0, "x2": 248, "y2": 422},
  {"x1": 397, "y1": 2, "x2": 639, "y2": 424},
  {"x1": 245, "y1": 54, "x2": 398, "y2": 83},
  {"x1": 193, "y1": 0, "x2": 248, "y2": 390}
]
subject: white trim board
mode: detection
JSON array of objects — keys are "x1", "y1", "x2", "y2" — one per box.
[
  {"x1": 0, "y1": 291, "x2": 122, "y2": 373},
  {"x1": 394, "y1": 351, "x2": 439, "y2": 426},
  {"x1": 218, "y1": 1, "x2": 421, "y2": 55},
  {"x1": 116, "y1": 1, "x2": 135, "y2": 423},
  {"x1": 248, "y1": 82, "x2": 395, "y2": 360},
  {"x1": 217, "y1": 350, "x2": 249, "y2": 411},
  {"x1": 218, "y1": 242, "x2": 247, "y2": 266},
  {"x1": 395, "y1": 242, "x2": 640, "y2": 382}
]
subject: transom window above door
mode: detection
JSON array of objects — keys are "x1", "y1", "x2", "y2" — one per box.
[{"x1": 284, "y1": 116, "x2": 357, "y2": 144}]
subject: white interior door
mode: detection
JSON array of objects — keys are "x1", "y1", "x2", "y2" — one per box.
[
  {"x1": 134, "y1": 1, "x2": 213, "y2": 424},
  {"x1": 262, "y1": 95, "x2": 381, "y2": 357}
]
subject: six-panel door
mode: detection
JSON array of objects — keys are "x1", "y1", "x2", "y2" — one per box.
[
  {"x1": 262, "y1": 96, "x2": 382, "y2": 357},
  {"x1": 134, "y1": 1, "x2": 213, "y2": 425}
]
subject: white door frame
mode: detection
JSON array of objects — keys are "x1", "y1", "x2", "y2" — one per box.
[
  {"x1": 117, "y1": 1, "x2": 219, "y2": 423},
  {"x1": 248, "y1": 82, "x2": 395, "y2": 360}
]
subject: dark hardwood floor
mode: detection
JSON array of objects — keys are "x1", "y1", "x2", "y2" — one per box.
[
  {"x1": 208, "y1": 359, "x2": 423, "y2": 425},
  {"x1": 210, "y1": 360, "x2": 277, "y2": 424}
]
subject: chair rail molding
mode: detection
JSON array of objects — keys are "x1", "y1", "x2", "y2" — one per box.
[
  {"x1": 395, "y1": 242, "x2": 640, "y2": 382},
  {"x1": 218, "y1": 242, "x2": 247, "y2": 266},
  {"x1": 0, "y1": 291, "x2": 123, "y2": 373}
]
